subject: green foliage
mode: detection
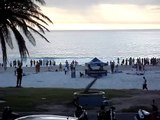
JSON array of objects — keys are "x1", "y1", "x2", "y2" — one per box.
[{"x1": 0, "y1": 0, "x2": 52, "y2": 68}]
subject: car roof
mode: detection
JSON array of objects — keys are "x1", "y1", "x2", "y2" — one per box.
[{"x1": 15, "y1": 115, "x2": 77, "y2": 120}]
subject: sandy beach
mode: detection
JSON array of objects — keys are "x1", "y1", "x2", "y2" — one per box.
[
  {"x1": 0, "y1": 64, "x2": 160, "y2": 112},
  {"x1": 0, "y1": 64, "x2": 160, "y2": 90}
]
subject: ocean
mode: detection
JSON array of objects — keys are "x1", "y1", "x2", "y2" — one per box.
[{"x1": 1, "y1": 29, "x2": 160, "y2": 65}]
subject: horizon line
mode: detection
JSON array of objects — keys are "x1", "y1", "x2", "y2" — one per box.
[{"x1": 49, "y1": 28, "x2": 160, "y2": 31}]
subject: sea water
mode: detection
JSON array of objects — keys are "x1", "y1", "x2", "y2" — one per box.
[{"x1": 1, "y1": 29, "x2": 160, "y2": 65}]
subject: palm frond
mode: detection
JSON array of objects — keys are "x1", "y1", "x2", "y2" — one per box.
[
  {"x1": 6, "y1": 16, "x2": 37, "y2": 46},
  {"x1": 22, "y1": 21, "x2": 36, "y2": 46},
  {"x1": 0, "y1": 31, "x2": 7, "y2": 69},
  {"x1": 11, "y1": 12, "x2": 50, "y2": 33},
  {"x1": 3, "y1": 25, "x2": 14, "y2": 49},
  {"x1": 30, "y1": 10, "x2": 53, "y2": 24},
  {"x1": 34, "y1": 0, "x2": 45, "y2": 5},
  {"x1": 27, "y1": 25, "x2": 50, "y2": 43},
  {"x1": 9, "y1": 24, "x2": 29, "y2": 58},
  {"x1": 0, "y1": 0, "x2": 53, "y2": 67}
]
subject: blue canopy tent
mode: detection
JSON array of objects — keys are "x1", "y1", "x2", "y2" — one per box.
[
  {"x1": 88, "y1": 57, "x2": 107, "y2": 66},
  {"x1": 85, "y1": 57, "x2": 108, "y2": 77}
]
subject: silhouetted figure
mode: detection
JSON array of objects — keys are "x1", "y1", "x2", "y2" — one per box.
[
  {"x1": 2, "y1": 106, "x2": 19, "y2": 120},
  {"x1": 73, "y1": 100, "x2": 88, "y2": 120},
  {"x1": 59, "y1": 62, "x2": 62, "y2": 71},
  {"x1": 97, "y1": 106, "x2": 116, "y2": 120},
  {"x1": 142, "y1": 77, "x2": 148, "y2": 90},
  {"x1": 16, "y1": 65, "x2": 23, "y2": 87},
  {"x1": 71, "y1": 69, "x2": 76, "y2": 78},
  {"x1": 64, "y1": 66, "x2": 68, "y2": 75},
  {"x1": 14, "y1": 67, "x2": 17, "y2": 76},
  {"x1": 97, "y1": 105, "x2": 107, "y2": 120},
  {"x1": 80, "y1": 72, "x2": 84, "y2": 77},
  {"x1": 35, "y1": 62, "x2": 40, "y2": 73},
  {"x1": 110, "y1": 107, "x2": 116, "y2": 120},
  {"x1": 110, "y1": 62, "x2": 115, "y2": 73},
  {"x1": 151, "y1": 99, "x2": 159, "y2": 120},
  {"x1": 30, "y1": 59, "x2": 33, "y2": 67}
]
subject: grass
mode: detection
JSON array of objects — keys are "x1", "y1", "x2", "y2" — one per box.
[
  {"x1": 0, "y1": 88, "x2": 76, "y2": 112},
  {"x1": 103, "y1": 89, "x2": 135, "y2": 98},
  {"x1": 0, "y1": 88, "x2": 134, "y2": 112}
]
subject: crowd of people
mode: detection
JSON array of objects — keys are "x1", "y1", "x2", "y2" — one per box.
[
  {"x1": 117, "y1": 57, "x2": 159, "y2": 66},
  {"x1": 0, "y1": 57, "x2": 160, "y2": 68}
]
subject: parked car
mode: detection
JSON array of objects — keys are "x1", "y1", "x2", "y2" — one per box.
[{"x1": 15, "y1": 115, "x2": 77, "y2": 120}]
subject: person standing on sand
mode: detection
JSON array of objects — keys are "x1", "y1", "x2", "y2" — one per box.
[
  {"x1": 59, "y1": 62, "x2": 62, "y2": 71},
  {"x1": 16, "y1": 65, "x2": 23, "y2": 87},
  {"x1": 64, "y1": 66, "x2": 68, "y2": 75},
  {"x1": 142, "y1": 76, "x2": 148, "y2": 90},
  {"x1": 110, "y1": 61, "x2": 115, "y2": 73}
]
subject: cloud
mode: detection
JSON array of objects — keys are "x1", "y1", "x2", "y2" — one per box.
[
  {"x1": 41, "y1": 0, "x2": 160, "y2": 30},
  {"x1": 42, "y1": 4, "x2": 160, "y2": 25},
  {"x1": 44, "y1": 0, "x2": 160, "y2": 9}
]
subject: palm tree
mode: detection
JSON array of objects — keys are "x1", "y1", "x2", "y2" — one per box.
[{"x1": 0, "y1": 0, "x2": 52, "y2": 68}]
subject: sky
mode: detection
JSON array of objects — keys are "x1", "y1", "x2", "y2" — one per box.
[{"x1": 40, "y1": 0, "x2": 160, "y2": 30}]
